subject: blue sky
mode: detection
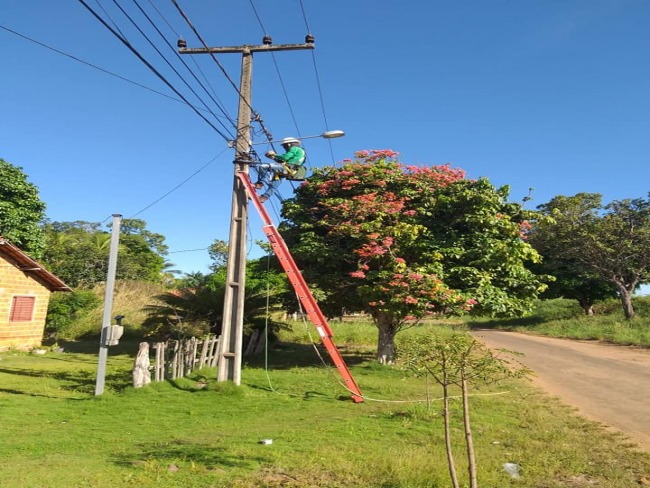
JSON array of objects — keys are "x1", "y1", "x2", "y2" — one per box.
[{"x1": 2, "y1": 0, "x2": 649, "y2": 274}]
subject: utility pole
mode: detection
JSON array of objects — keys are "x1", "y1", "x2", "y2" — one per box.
[
  {"x1": 95, "y1": 213, "x2": 122, "y2": 396},
  {"x1": 180, "y1": 38, "x2": 315, "y2": 384}
]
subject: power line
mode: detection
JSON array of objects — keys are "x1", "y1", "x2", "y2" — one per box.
[
  {"x1": 309, "y1": 50, "x2": 336, "y2": 164},
  {"x1": 297, "y1": 0, "x2": 337, "y2": 164},
  {"x1": 170, "y1": 0, "x2": 277, "y2": 147},
  {"x1": 128, "y1": 0, "x2": 236, "y2": 130},
  {"x1": 77, "y1": 0, "x2": 233, "y2": 141},
  {"x1": 92, "y1": 0, "x2": 128, "y2": 39},
  {"x1": 0, "y1": 23, "x2": 223, "y2": 115},
  {"x1": 109, "y1": 0, "x2": 235, "y2": 136},
  {"x1": 168, "y1": 247, "x2": 209, "y2": 254},
  {"x1": 297, "y1": 0, "x2": 312, "y2": 34},
  {"x1": 143, "y1": 0, "x2": 235, "y2": 123},
  {"x1": 247, "y1": 0, "x2": 304, "y2": 143},
  {"x1": 129, "y1": 147, "x2": 230, "y2": 218}
]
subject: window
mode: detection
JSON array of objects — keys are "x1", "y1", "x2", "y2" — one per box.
[{"x1": 10, "y1": 296, "x2": 36, "y2": 322}]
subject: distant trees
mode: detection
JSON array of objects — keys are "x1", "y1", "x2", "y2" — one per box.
[
  {"x1": 41, "y1": 219, "x2": 168, "y2": 288},
  {"x1": 282, "y1": 150, "x2": 547, "y2": 363},
  {"x1": 531, "y1": 193, "x2": 650, "y2": 319},
  {"x1": 0, "y1": 158, "x2": 46, "y2": 257}
]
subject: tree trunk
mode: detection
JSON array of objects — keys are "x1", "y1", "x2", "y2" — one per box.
[
  {"x1": 577, "y1": 298, "x2": 594, "y2": 316},
  {"x1": 461, "y1": 376, "x2": 478, "y2": 488},
  {"x1": 442, "y1": 374, "x2": 460, "y2": 488},
  {"x1": 614, "y1": 283, "x2": 636, "y2": 320},
  {"x1": 132, "y1": 342, "x2": 151, "y2": 388},
  {"x1": 374, "y1": 312, "x2": 398, "y2": 364}
]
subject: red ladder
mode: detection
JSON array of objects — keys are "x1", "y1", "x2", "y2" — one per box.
[{"x1": 238, "y1": 171, "x2": 364, "y2": 403}]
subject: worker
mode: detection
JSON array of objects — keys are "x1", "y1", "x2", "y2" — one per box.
[{"x1": 254, "y1": 137, "x2": 306, "y2": 203}]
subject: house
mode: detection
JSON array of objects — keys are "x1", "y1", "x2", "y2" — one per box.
[{"x1": 0, "y1": 237, "x2": 71, "y2": 350}]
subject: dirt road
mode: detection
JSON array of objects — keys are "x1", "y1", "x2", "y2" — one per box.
[{"x1": 472, "y1": 329, "x2": 650, "y2": 451}]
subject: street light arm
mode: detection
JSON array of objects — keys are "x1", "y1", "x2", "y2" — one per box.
[{"x1": 247, "y1": 130, "x2": 345, "y2": 146}]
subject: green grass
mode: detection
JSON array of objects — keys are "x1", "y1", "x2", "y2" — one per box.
[
  {"x1": 1, "y1": 326, "x2": 649, "y2": 487},
  {"x1": 469, "y1": 297, "x2": 650, "y2": 347}
]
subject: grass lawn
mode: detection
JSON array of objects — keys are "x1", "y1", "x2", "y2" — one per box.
[{"x1": 1, "y1": 323, "x2": 649, "y2": 487}]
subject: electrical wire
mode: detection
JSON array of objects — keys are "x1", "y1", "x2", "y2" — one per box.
[
  {"x1": 171, "y1": 0, "x2": 277, "y2": 148},
  {"x1": 146, "y1": 0, "x2": 236, "y2": 125},
  {"x1": 296, "y1": 0, "x2": 312, "y2": 34},
  {"x1": 109, "y1": 0, "x2": 235, "y2": 137},
  {"x1": 296, "y1": 0, "x2": 337, "y2": 164},
  {"x1": 77, "y1": 0, "x2": 232, "y2": 142},
  {"x1": 129, "y1": 0, "x2": 236, "y2": 130},
  {"x1": 0, "y1": 24, "x2": 222, "y2": 115},
  {"x1": 128, "y1": 147, "x2": 230, "y2": 218},
  {"x1": 247, "y1": 0, "x2": 303, "y2": 139},
  {"x1": 168, "y1": 247, "x2": 209, "y2": 254},
  {"x1": 93, "y1": 0, "x2": 128, "y2": 39}
]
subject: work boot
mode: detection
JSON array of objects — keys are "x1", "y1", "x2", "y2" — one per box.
[
  {"x1": 259, "y1": 195, "x2": 268, "y2": 203},
  {"x1": 254, "y1": 182, "x2": 264, "y2": 190}
]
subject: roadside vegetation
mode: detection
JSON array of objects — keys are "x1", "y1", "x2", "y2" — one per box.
[
  {"x1": 3, "y1": 156, "x2": 650, "y2": 486},
  {"x1": 1, "y1": 321, "x2": 650, "y2": 488},
  {"x1": 470, "y1": 296, "x2": 650, "y2": 347}
]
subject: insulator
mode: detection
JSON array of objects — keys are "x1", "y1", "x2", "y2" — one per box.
[
  {"x1": 263, "y1": 35, "x2": 272, "y2": 45},
  {"x1": 305, "y1": 34, "x2": 315, "y2": 44},
  {"x1": 177, "y1": 38, "x2": 187, "y2": 48}
]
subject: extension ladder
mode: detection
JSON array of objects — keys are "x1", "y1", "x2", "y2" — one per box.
[{"x1": 237, "y1": 172, "x2": 364, "y2": 403}]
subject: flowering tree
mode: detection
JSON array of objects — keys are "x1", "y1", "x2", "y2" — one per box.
[{"x1": 281, "y1": 150, "x2": 546, "y2": 362}]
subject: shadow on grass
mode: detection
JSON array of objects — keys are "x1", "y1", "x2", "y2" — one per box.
[
  {"x1": 244, "y1": 341, "x2": 374, "y2": 370},
  {"x1": 467, "y1": 316, "x2": 545, "y2": 330},
  {"x1": 113, "y1": 439, "x2": 270, "y2": 470},
  {"x1": 0, "y1": 387, "x2": 63, "y2": 398},
  {"x1": 0, "y1": 366, "x2": 131, "y2": 395},
  {"x1": 57, "y1": 338, "x2": 142, "y2": 355}
]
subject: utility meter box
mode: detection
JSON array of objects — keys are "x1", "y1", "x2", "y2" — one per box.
[{"x1": 102, "y1": 325, "x2": 124, "y2": 346}]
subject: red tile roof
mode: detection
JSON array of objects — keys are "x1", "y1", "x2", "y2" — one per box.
[{"x1": 0, "y1": 237, "x2": 71, "y2": 292}]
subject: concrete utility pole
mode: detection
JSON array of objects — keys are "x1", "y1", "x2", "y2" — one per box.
[
  {"x1": 95, "y1": 213, "x2": 122, "y2": 396},
  {"x1": 179, "y1": 39, "x2": 314, "y2": 385}
]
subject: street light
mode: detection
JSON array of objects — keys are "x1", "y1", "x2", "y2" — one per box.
[{"x1": 241, "y1": 130, "x2": 345, "y2": 147}]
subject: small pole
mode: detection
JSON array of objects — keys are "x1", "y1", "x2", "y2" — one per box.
[{"x1": 95, "y1": 214, "x2": 122, "y2": 396}]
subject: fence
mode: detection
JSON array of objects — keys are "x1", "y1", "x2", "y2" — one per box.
[{"x1": 152, "y1": 335, "x2": 221, "y2": 381}]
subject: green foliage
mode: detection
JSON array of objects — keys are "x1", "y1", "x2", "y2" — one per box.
[
  {"x1": 0, "y1": 158, "x2": 46, "y2": 257},
  {"x1": 45, "y1": 290, "x2": 101, "y2": 338},
  {"x1": 208, "y1": 239, "x2": 228, "y2": 271},
  {"x1": 1, "y1": 329, "x2": 650, "y2": 487},
  {"x1": 398, "y1": 332, "x2": 529, "y2": 387},
  {"x1": 533, "y1": 193, "x2": 650, "y2": 318},
  {"x1": 41, "y1": 219, "x2": 168, "y2": 287},
  {"x1": 142, "y1": 258, "x2": 288, "y2": 340},
  {"x1": 470, "y1": 297, "x2": 650, "y2": 346},
  {"x1": 529, "y1": 298, "x2": 584, "y2": 321},
  {"x1": 282, "y1": 150, "x2": 548, "y2": 360}
]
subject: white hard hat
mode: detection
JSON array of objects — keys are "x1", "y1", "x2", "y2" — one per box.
[{"x1": 280, "y1": 137, "x2": 300, "y2": 145}]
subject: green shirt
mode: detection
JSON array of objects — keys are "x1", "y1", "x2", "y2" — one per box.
[{"x1": 273, "y1": 146, "x2": 306, "y2": 166}]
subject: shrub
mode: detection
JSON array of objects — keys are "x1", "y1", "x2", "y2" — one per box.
[{"x1": 45, "y1": 290, "x2": 100, "y2": 339}]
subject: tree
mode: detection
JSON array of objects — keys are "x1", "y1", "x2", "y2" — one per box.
[
  {"x1": 142, "y1": 257, "x2": 287, "y2": 340},
  {"x1": 528, "y1": 258, "x2": 616, "y2": 315},
  {"x1": 45, "y1": 290, "x2": 100, "y2": 340},
  {"x1": 41, "y1": 220, "x2": 169, "y2": 287},
  {"x1": 208, "y1": 239, "x2": 229, "y2": 271},
  {"x1": 533, "y1": 193, "x2": 650, "y2": 319},
  {"x1": 400, "y1": 332, "x2": 529, "y2": 488},
  {"x1": 282, "y1": 150, "x2": 547, "y2": 362},
  {"x1": 0, "y1": 159, "x2": 46, "y2": 257}
]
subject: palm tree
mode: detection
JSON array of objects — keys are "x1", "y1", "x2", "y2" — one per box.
[{"x1": 142, "y1": 266, "x2": 286, "y2": 340}]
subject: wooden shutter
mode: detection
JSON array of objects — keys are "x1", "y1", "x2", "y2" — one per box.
[{"x1": 10, "y1": 296, "x2": 36, "y2": 322}]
